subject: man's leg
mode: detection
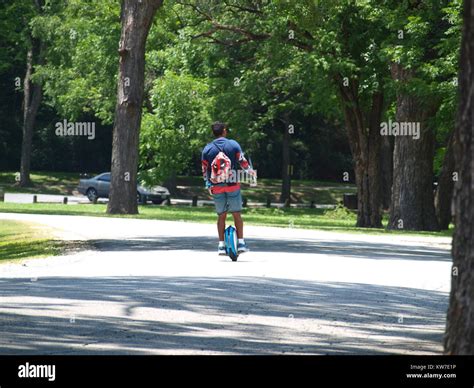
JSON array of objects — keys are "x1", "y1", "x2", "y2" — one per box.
[
  {"x1": 232, "y1": 212, "x2": 243, "y2": 239},
  {"x1": 213, "y1": 192, "x2": 227, "y2": 240},
  {"x1": 213, "y1": 192, "x2": 228, "y2": 255},
  {"x1": 232, "y1": 211, "x2": 248, "y2": 252},
  {"x1": 227, "y1": 189, "x2": 248, "y2": 252},
  {"x1": 218, "y1": 212, "x2": 227, "y2": 241}
]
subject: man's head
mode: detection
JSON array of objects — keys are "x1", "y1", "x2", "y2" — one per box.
[{"x1": 211, "y1": 122, "x2": 228, "y2": 138}]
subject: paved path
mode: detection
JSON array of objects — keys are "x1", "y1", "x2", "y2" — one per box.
[{"x1": 0, "y1": 213, "x2": 452, "y2": 354}]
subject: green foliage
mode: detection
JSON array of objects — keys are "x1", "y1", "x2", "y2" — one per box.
[
  {"x1": 381, "y1": 0, "x2": 462, "y2": 142},
  {"x1": 323, "y1": 204, "x2": 355, "y2": 220},
  {"x1": 32, "y1": 0, "x2": 120, "y2": 123},
  {"x1": 0, "y1": 0, "x2": 34, "y2": 74},
  {"x1": 433, "y1": 147, "x2": 446, "y2": 177},
  {"x1": 0, "y1": 0, "x2": 462, "y2": 183},
  {"x1": 140, "y1": 70, "x2": 213, "y2": 184}
]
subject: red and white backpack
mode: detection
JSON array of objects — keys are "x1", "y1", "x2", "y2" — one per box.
[{"x1": 210, "y1": 143, "x2": 232, "y2": 184}]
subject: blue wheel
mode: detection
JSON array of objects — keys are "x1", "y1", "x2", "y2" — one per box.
[{"x1": 225, "y1": 226, "x2": 239, "y2": 262}]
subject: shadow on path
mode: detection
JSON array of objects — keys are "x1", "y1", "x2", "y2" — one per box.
[
  {"x1": 90, "y1": 236, "x2": 451, "y2": 262},
  {"x1": 0, "y1": 276, "x2": 447, "y2": 355}
]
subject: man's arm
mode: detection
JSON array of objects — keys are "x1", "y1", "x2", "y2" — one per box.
[
  {"x1": 236, "y1": 151, "x2": 250, "y2": 170},
  {"x1": 201, "y1": 149, "x2": 212, "y2": 192},
  {"x1": 234, "y1": 141, "x2": 256, "y2": 177}
]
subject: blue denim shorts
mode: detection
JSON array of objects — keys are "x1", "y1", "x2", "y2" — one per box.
[{"x1": 213, "y1": 189, "x2": 242, "y2": 215}]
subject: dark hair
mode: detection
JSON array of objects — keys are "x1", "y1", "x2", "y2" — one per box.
[{"x1": 211, "y1": 122, "x2": 227, "y2": 137}]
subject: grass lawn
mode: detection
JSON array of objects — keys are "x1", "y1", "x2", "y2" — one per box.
[
  {"x1": 175, "y1": 176, "x2": 357, "y2": 204},
  {"x1": 0, "y1": 171, "x2": 356, "y2": 204},
  {"x1": 0, "y1": 219, "x2": 66, "y2": 263},
  {"x1": 0, "y1": 202, "x2": 453, "y2": 238},
  {"x1": 0, "y1": 171, "x2": 83, "y2": 195}
]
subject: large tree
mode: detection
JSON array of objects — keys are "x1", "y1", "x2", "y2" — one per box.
[
  {"x1": 435, "y1": 131, "x2": 456, "y2": 229},
  {"x1": 176, "y1": 0, "x2": 389, "y2": 227},
  {"x1": 18, "y1": 0, "x2": 45, "y2": 187},
  {"x1": 444, "y1": 0, "x2": 474, "y2": 355},
  {"x1": 107, "y1": 0, "x2": 164, "y2": 214},
  {"x1": 434, "y1": 0, "x2": 463, "y2": 230},
  {"x1": 311, "y1": 2, "x2": 388, "y2": 227},
  {"x1": 386, "y1": 0, "x2": 459, "y2": 231},
  {"x1": 388, "y1": 65, "x2": 440, "y2": 231},
  {"x1": 20, "y1": 35, "x2": 44, "y2": 187}
]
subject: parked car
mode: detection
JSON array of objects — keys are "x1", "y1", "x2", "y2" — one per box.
[{"x1": 78, "y1": 172, "x2": 171, "y2": 204}]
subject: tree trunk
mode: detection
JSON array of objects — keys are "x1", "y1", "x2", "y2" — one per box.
[
  {"x1": 435, "y1": 130, "x2": 455, "y2": 229},
  {"x1": 280, "y1": 114, "x2": 291, "y2": 205},
  {"x1": 444, "y1": 0, "x2": 474, "y2": 355},
  {"x1": 365, "y1": 91, "x2": 384, "y2": 227},
  {"x1": 380, "y1": 135, "x2": 393, "y2": 210},
  {"x1": 164, "y1": 170, "x2": 177, "y2": 195},
  {"x1": 20, "y1": 40, "x2": 43, "y2": 187},
  {"x1": 107, "y1": 0, "x2": 163, "y2": 214},
  {"x1": 388, "y1": 65, "x2": 439, "y2": 231},
  {"x1": 338, "y1": 77, "x2": 384, "y2": 228}
]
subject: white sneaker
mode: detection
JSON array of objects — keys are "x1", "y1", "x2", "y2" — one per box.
[
  {"x1": 218, "y1": 245, "x2": 226, "y2": 256},
  {"x1": 237, "y1": 242, "x2": 249, "y2": 253}
]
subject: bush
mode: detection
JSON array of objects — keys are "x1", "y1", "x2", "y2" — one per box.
[{"x1": 323, "y1": 204, "x2": 355, "y2": 220}]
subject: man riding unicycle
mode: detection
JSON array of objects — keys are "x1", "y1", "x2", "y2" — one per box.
[{"x1": 201, "y1": 122, "x2": 256, "y2": 256}]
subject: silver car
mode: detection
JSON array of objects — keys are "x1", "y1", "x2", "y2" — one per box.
[{"x1": 78, "y1": 172, "x2": 171, "y2": 204}]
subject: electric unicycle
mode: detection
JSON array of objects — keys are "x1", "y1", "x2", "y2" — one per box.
[{"x1": 224, "y1": 225, "x2": 239, "y2": 262}]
